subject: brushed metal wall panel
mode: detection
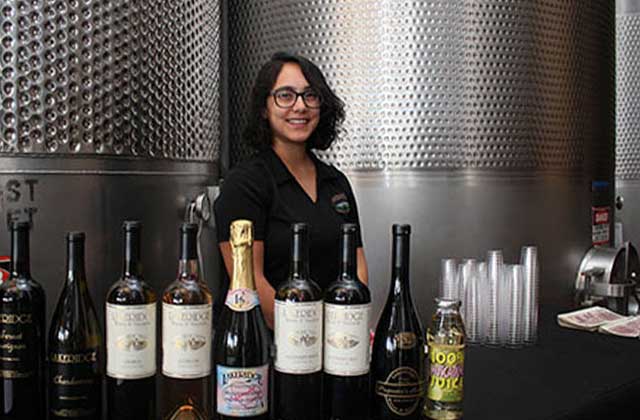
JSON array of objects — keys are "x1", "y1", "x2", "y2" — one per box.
[
  {"x1": 617, "y1": 8, "x2": 640, "y2": 181},
  {"x1": 617, "y1": 0, "x2": 640, "y2": 248},
  {"x1": 0, "y1": 0, "x2": 221, "y2": 161},
  {"x1": 229, "y1": 0, "x2": 614, "y2": 176}
]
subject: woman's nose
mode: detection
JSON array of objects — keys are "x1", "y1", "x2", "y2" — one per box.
[{"x1": 292, "y1": 95, "x2": 307, "y2": 111}]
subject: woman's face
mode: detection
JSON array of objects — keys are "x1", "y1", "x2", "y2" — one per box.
[{"x1": 265, "y1": 62, "x2": 321, "y2": 148}]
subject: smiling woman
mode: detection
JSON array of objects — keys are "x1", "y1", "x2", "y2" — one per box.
[
  {"x1": 214, "y1": 52, "x2": 369, "y2": 327},
  {"x1": 213, "y1": 51, "x2": 370, "y2": 420}
]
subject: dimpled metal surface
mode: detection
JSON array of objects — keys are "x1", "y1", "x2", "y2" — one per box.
[
  {"x1": 0, "y1": 0, "x2": 221, "y2": 161},
  {"x1": 617, "y1": 8, "x2": 640, "y2": 181},
  {"x1": 229, "y1": 0, "x2": 614, "y2": 174}
]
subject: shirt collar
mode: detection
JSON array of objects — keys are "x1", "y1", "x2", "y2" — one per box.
[{"x1": 265, "y1": 148, "x2": 339, "y2": 185}]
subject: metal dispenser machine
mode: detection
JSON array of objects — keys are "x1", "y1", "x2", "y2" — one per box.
[{"x1": 575, "y1": 242, "x2": 640, "y2": 315}]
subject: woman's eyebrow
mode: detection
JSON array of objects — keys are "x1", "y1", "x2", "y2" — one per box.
[{"x1": 273, "y1": 85, "x2": 313, "y2": 91}]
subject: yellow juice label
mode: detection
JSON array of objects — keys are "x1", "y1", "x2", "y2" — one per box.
[{"x1": 427, "y1": 344, "x2": 464, "y2": 403}]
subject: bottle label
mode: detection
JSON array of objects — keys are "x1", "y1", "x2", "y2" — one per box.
[
  {"x1": 323, "y1": 303, "x2": 370, "y2": 376},
  {"x1": 162, "y1": 303, "x2": 212, "y2": 379},
  {"x1": 225, "y1": 288, "x2": 260, "y2": 312},
  {"x1": 274, "y1": 300, "x2": 323, "y2": 374},
  {"x1": 49, "y1": 350, "x2": 101, "y2": 418},
  {"x1": 106, "y1": 303, "x2": 156, "y2": 379},
  {"x1": 216, "y1": 365, "x2": 269, "y2": 416},
  {"x1": 427, "y1": 344, "x2": 464, "y2": 403},
  {"x1": 375, "y1": 367, "x2": 424, "y2": 416},
  {"x1": 0, "y1": 310, "x2": 37, "y2": 378}
]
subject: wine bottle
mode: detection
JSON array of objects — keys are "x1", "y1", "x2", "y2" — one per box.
[
  {"x1": 274, "y1": 223, "x2": 323, "y2": 420},
  {"x1": 106, "y1": 221, "x2": 156, "y2": 419},
  {"x1": 371, "y1": 224, "x2": 425, "y2": 420},
  {"x1": 48, "y1": 232, "x2": 103, "y2": 420},
  {"x1": 0, "y1": 221, "x2": 46, "y2": 419},
  {"x1": 214, "y1": 220, "x2": 270, "y2": 419},
  {"x1": 323, "y1": 223, "x2": 371, "y2": 420},
  {"x1": 161, "y1": 223, "x2": 213, "y2": 419}
]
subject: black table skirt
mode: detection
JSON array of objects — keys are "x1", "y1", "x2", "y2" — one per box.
[{"x1": 463, "y1": 305, "x2": 640, "y2": 420}]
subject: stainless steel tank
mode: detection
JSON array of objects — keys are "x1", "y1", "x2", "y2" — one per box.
[
  {"x1": 0, "y1": 0, "x2": 222, "y2": 324},
  {"x1": 617, "y1": 0, "x2": 640, "y2": 250},
  {"x1": 228, "y1": 0, "x2": 615, "y2": 323}
]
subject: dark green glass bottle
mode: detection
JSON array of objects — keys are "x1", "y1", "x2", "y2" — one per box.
[{"x1": 0, "y1": 221, "x2": 46, "y2": 419}]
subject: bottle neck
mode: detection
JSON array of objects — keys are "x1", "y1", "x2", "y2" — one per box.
[
  {"x1": 178, "y1": 229, "x2": 199, "y2": 281},
  {"x1": 10, "y1": 227, "x2": 30, "y2": 278},
  {"x1": 123, "y1": 229, "x2": 142, "y2": 278},
  {"x1": 231, "y1": 243, "x2": 256, "y2": 291},
  {"x1": 339, "y1": 229, "x2": 358, "y2": 281},
  {"x1": 289, "y1": 229, "x2": 310, "y2": 280},
  {"x1": 66, "y1": 239, "x2": 87, "y2": 286},
  {"x1": 390, "y1": 232, "x2": 410, "y2": 296}
]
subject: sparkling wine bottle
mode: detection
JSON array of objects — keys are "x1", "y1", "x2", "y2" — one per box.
[
  {"x1": 214, "y1": 220, "x2": 271, "y2": 420},
  {"x1": 161, "y1": 223, "x2": 213, "y2": 419},
  {"x1": 106, "y1": 221, "x2": 157, "y2": 419},
  {"x1": 48, "y1": 232, "x2": 103, "y2": 420},
  {"x1": 274, "y1": 223, "x2": 323, "y2": 420},
  {"x1": 371, "y1": 224, "x2": 425, "y2": 420},
  {"x1": 323, "y1": 223, "x2": 371, "y2": 420},
  {"x1": 0, "y1": 221, "x2": 46, "y2": 419}
]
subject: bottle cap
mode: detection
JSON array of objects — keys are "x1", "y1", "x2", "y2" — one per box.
[
  {"x1": 66, "y1": 231, "x2": 85, "y2": 241},
  {"x1": 292, "y1": 222, "x2": 308, "y2": 233},
  {"x1": 180, "y1": 222, "x2": 198, "y2": 233},
  {"x1": 10, "y1": 221, "x2": 31, "y2": 231},
  {"x1": 341, "y1": 223, "x2": 357, "y2": 234},
  {"x1": 230, "y1": 220, "x2": 253, "y2": 247},
  {"x1": 392, "y1": 224, "x2": 411, "y2": 235},
  {"x1": 123, "y1": 220, "x2": 142, "y2": 230}
]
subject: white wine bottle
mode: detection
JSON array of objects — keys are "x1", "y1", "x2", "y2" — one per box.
[{"x1": 48, "y1": 232, "x2": 103, "y2": 420}]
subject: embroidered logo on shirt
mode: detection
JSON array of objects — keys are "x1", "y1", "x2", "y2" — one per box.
[{"x1": 331, "y1": 193, "x2": 351, "y2": 215}]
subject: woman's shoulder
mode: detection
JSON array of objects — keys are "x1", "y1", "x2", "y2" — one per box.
[
  {"x1": 312, "y1": 153, "x2": 352, "y2": 186},
  {"x1": 221, "y1": 150, "x2": 274, "y2": 188}
]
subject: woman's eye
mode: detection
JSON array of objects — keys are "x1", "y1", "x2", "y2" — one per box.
[{"x1": 277, "y1": 92, "x2": 294, "y2": 101}]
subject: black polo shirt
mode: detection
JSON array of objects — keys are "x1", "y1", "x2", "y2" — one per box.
[{"x1": 214, "y1": 148, "x2": 363, "y2": 291}]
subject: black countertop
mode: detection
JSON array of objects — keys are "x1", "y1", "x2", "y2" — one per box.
[{"x1": 463, "y1": 305, "x2": 640, "y2": 420}]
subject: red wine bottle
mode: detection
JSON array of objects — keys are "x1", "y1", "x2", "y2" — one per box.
[
  {"x1": 323, "y1": 223, "x2": 371, "y2": 420},
  {"x1": 371, "y1": 224, "x2": 425, "y2": 420},
  {"x1": 274, "y1": 223, "x2": 323, "y2": 420},
  {"x1": 48, "y1": 232, "x2": 103, "y2": 420},
  {"x1": 106, "y1": 221, "x2": 156, "y2": 419},
  {"x1": 0, "y1": 222, "x2": 46, "y2": 418},
  {"x1": 214, "y1": 220, "x2": 270, "y2": 419}
]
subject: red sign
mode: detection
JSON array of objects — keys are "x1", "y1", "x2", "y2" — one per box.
[{"x1": 592, "y1": 207, "x2": 611, "y2": 246}]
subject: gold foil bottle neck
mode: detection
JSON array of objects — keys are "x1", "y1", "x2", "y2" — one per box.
[
  {"x1": 230, "y1": 220, "x2": 253, "y2": 248},
  {"x1": 229, "y1": 220, "x2": 256, "y2": 292}
]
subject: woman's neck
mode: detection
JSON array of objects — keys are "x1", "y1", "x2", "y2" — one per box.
[{"x1": 272, "y1": 141, "x2": 311, "y2": 169}]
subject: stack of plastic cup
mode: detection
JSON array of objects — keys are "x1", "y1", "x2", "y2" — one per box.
[
  {"x1": 520, "y1": 246, "x2": 539, "y2": 345},
  {"x1": 505, "y1": 264, "x2": 525, "y2": 348},
  {"x1": 461, "y1": 259, "x2": 481, "y2": 344},
  {"x1": 440, "y1": 258, "x2": 459, "y2": 300},
  {"x1": 486, "y1": 250, "x2": 503, "y2": 347}
]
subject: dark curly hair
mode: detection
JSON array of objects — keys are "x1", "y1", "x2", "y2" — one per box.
[{"x1": 243, "y1": 52, "x2": 345, "y2": 151}]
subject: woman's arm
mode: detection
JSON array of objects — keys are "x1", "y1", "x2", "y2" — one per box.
[
  {"x1": 219, "y1": 240, "x2": 275, "y2": 329},
  {"x1": 357, "y1": 247, "x2": 369, "y2": 286}
]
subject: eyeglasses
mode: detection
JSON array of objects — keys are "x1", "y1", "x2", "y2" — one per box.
[{"x1": 270, "y1": 87, "x2": 322, "y2": 109}]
